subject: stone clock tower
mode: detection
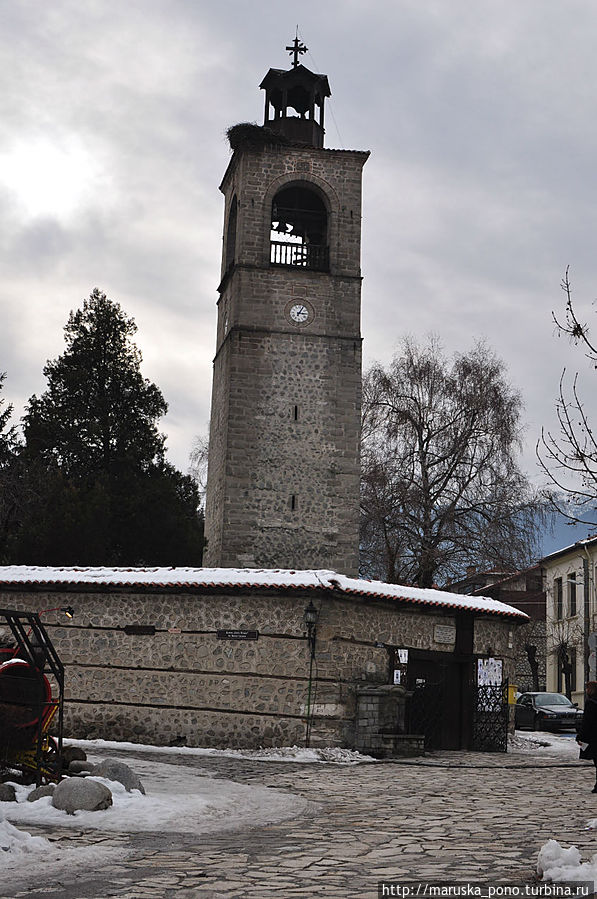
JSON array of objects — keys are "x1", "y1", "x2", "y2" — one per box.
[{"x1": 204, "y1": 41, "x2": 368, "y2": 576}]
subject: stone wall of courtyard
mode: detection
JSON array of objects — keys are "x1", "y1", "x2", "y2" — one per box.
[{"x1": 0, "y1": 585, "x2": 519, "y2": 749}]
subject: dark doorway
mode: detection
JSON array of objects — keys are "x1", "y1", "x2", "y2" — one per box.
[{"x1": 403, "y1": 650, "x2": 474, "y2": 750}]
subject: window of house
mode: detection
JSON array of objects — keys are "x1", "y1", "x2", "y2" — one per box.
[
  {"x1": 555, "y1": 577, "x2": 563, "y2": 619},
  {"x1": 570, "y1": 647, "x2": 577, "y2": 692},
  {"x1": 569, "y1": 572, "x2": 577, "y2": 617}
]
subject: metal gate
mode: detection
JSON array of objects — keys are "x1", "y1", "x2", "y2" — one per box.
[
  {"x1": 471, "y1": 681, "x2": 509, "y2": 752},
  {"x1": 406, "y1": 680, "x2": 444, "y2": 750}
]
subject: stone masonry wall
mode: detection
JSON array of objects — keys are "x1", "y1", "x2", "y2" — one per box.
[
  {"x1": 0, "y1": 586, "x2": 519, "y2": 749},
  {"x1": 204, "y1": 144, "x2": 368, "y2": 575},
  {"x1": 206, "y1": 327, "x2": 362, "y2": 573}
]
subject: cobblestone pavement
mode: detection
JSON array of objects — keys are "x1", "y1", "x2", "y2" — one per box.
[{"x1": 6, "y1": 749, "x2": 597, "y2": 899}]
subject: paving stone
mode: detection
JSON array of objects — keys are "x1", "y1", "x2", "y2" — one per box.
[{"x1": 3, "y1": 747, "x2": 593, "y2": 898}]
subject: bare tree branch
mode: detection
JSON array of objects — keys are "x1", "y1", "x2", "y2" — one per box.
[
  {"x1": 360, "y1": 336, "x2": 548, "y2": 587},
  {"x1": 538, "y1": 269, "x2": 597, "y2": 525}
]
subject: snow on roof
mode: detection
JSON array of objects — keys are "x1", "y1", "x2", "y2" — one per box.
[
  {"x1": 541, "y1": 533, "x2": 597, "y2": 562},
  {"x1": 0, "y1": 566, "x2": 527, "y2": 619}
]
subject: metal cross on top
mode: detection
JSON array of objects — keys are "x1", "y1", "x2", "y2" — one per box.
[{"x1": 286, "y1": 36, "x2": 307, "y2": 68}]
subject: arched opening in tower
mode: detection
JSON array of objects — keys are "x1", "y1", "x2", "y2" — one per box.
[{"x1": 270, "y1": 185, "x2": 329, "y2": 271}]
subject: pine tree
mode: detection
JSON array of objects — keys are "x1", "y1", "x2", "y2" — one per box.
[
  {"x1": 0, "y1": 373, "x2": 17, "y2": 463},
  {"x1": 25, "y1": 288, "x2": 167, "y2": 480},
  {"x1": 0, "y1": 373, "x2": 21, "y2": 561},
  {"x1": 16, "y1": 290, "x2": 204, "y2": 566}
]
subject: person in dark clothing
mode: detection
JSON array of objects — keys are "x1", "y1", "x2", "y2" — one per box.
[{"x1": 577, "y1": 681, "x2": 597, "y2": 792}]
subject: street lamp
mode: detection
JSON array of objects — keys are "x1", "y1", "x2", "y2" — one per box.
[
  {"x1": 303, "y1": 600, "x2": 319, "y2": 748},
  {"x1": 303, "y1": 600, "x2": 318, "y2": 659}
]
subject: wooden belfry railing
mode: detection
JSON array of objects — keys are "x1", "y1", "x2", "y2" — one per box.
[{"x1": 270, "y1": 241, "x2": 329, "y2": 271}]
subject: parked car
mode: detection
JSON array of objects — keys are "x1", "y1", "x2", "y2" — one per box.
[{"x1": 515, "y1": 692, "x2": 583, "y2": 731}]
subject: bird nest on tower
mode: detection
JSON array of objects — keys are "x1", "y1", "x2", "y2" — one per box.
[{"x1": 226, "y1": 122, "x2": 293, "y2": 151}]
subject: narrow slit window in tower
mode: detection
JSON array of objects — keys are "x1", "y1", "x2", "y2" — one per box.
[{"x1": 225, "y1": 195, "x2": 238, "y2": 272}]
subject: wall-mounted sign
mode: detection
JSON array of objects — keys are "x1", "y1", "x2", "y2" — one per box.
[
  {"x1": 124, "y1": 625, "x2": 156, "y2": 636},
  {"x1": 434, "y1": 624, "x2": 456, "y2": 644},
  {"x1": 392, "y1": 648, "x2": 409, "y2": 686},
  {"x1": 477, "y1": 657, "x2": 503, "y2": 686},
  {"x1": 216, "y1": 630, "x2": 259, "y2": 641}
]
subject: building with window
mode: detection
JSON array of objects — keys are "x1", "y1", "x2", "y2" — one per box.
[
  {"x1": 542, "y1": 535, "x2": 597, "y2": 707},
  {"x1": 447, "y1": 566, "x2": 546, "y2": 693}
]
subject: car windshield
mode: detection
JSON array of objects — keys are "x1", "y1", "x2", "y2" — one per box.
[{"x1": 534, "y1": 693, "x2": 573, "y2": 707}]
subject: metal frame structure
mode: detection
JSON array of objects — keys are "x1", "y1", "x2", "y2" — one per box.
[{"x1": 0, "y1": 609, "x2": 64, "y2": 785}]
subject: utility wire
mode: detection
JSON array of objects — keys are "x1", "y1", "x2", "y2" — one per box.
[{"x1": 296, "y1": 28, "x2": 346, "y2": 150}]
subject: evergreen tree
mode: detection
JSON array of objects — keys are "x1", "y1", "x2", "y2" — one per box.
[
  {"x1": 25, "y1": 288, "x2": 167, "y2": 480},
  {"x1": 0, "y1": 373, "x2": 21, "y2": 561},
  {"x1": 17, "y1": 290, "x2": 204, "y2": 566},
  {"x1": 0, "y1": 373, "x2": 18, "y2": 463}
]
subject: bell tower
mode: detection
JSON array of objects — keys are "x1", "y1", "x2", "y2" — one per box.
[{"x1": 204, "y1": 42, "x2": 369, "y2": 576}]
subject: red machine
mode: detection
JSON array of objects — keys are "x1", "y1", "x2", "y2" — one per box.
[{"x1": 0, "y1": 611, "x2": 65, "y2": 785}]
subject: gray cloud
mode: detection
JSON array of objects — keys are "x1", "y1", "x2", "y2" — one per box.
[{"x1": 1, "y1": 0, "x2": 596, "y2": 520}]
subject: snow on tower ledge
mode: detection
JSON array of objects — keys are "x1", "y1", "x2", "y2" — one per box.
[{"x1": 0, "y1": 567, "x2": 528, "y2": 619}]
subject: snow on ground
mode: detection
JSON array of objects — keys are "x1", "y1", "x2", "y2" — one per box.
[
  {"x1": 538, "y1": 839, "x2": 597, "y2": 884},
  {"x1": 509, "y1": 729, "x2": 581, "y2": 759},
  {"x1": 0, "y1": 744, "x2": 316, "y2": 886},
  {"x1": 3, "y1": 757, "x2": 312, "y2": 835},
  {"x1": 520, "y1": 729, "x2": 597, "y2": 885},
  {"x1": 0, "y1": 814, "x2": 47, "y2": 855},
  {"x1": 2, "y1": 732, "x2": 593, "y2": 888},
  {"x1": 66, "y1": 737, "x2": 375, "y2": 765},
  {"x1": 0, "y1": 739, "x2": 372, "y2": 884}
]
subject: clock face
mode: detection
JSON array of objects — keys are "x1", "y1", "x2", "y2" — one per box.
[
  {"x1": 285, "y1": 299, "x2": 314, "y2": 326},
  {"x1": 289, "y1": 303, "x2": 310, "y2": 324}
]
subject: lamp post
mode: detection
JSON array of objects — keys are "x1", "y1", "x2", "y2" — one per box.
[
  {"x1": 303, "y1": 600, "x2": 319, "y2": 747},
  {"x1": 304, "y1": 600, "x2": 318, "y2": 659}
]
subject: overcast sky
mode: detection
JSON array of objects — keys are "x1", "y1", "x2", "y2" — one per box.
[{"x1": 2, "y1": 1, "x2": 597, "y2": 538}]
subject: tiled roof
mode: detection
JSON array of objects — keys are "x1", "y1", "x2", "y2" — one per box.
[{"x1": 0, "y1": 566, "x2": 528, "y2": 619}]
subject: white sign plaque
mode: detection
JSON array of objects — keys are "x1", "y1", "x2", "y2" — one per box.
[{"x1": 434, "y1": 624, "x2": 456, "y2": 644}]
